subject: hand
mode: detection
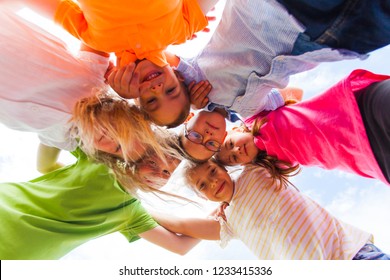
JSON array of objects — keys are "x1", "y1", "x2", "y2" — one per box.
[
  {"x1": 104, "y1": 61, "x2": 115, "y2": 83},
  {"x1": 107, "y1": 63, "x2": 149, "y2": 99},
  {"x1": 189, "y1": 80, "x2": 212, "y2": 110},
  {"x1": 278, "y1": 87, "x2": 304, "y2": 104},
  {"x1": 213, "y1": 202, "x2": 229, "y2": 222}
]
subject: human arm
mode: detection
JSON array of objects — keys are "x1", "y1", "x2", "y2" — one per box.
[
  {"x1": 79, "y1": 43, "x2": 109, "y2": 58},
  {"x1": 189, "y1": 80, "x2": 212, "y2": 110},
  {"x1": 36, "y1": 143, "x2": 64, "y2": 174},
  {"x1": 12, "y1": 0, "x2": 60, "y2": 19},
  {"x1": 139, "y1": 225, "x2": 200, "y2": 255},
  {"x1": 278, "y1": 87, "x2": 304, "y2": 104},
  {"x1": 196, "y1": 0, "x2": 219, "y2": 14},
  {"x1": 151, "y1": 211, "x2": 221, "y2": 240}
]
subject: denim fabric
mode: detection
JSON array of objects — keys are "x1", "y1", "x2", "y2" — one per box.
[
  {"x1": 278, "y1": 0, "x2": 390, "y2": 54},
  {"x1": 353, "y1": 243, "x2": 390, "y2": 260}
]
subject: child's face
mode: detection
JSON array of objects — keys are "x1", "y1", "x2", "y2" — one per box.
[
  {"x1": 93, "y1": 132, "x2": 146, "y2": 162},
  {"x1": 135, "y1": 61, "x2": 190, "y2": 127},
  {"x1": 216, "y1": 129, "x2": 258, "y2": 165},
  {"x1": 180, "y1": 110, "x2": 227, "y2": 161},
  {"x1": 137, "y1": 153, "x2": 181, "y2": 189},
  {"x1": 188, "y1": 160, "x2": 234, "y2": 203}
]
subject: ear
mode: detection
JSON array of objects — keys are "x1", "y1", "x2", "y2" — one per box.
[
  {"x1": 184, "y1": 112, "x2": 195, "y2": 124},
  {"x1": 221, "y1": 130, "x2": 228, "y2": 143},
  {"x1": 173, "y1": 69, "x2": 185, "y2": 82}
]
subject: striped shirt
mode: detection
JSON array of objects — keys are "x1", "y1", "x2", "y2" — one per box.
[{"x1": 219, "y1": 165, "x2": 372, "y2": 259}]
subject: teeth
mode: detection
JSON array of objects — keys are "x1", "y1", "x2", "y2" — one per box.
[{"x1": 145, "y1": 72, "x2": 160, "y2": 81}]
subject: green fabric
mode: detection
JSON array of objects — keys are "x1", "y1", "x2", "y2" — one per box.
[{"x1": 0, "y1": 149, "x2": 157, "y2": 260}]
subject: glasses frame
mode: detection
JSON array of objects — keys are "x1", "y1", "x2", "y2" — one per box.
[{"x1": 184, "y1": 123, "x2": 221, "y2": 152}]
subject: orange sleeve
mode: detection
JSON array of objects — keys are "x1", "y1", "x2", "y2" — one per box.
[
  {"x1": 182, "y1": 0, "x2": 208, "y2": 38},
  {"x1": 54, "y1": 0, "x2": 88, "y2": 41}
]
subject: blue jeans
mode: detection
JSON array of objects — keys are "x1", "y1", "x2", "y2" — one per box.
[
  {"x1": 278, "y1": 0, "x2": 390, "y2": 54},
  {"x1": 353, "y1": 243, "x2": 390, "y2": 260}
]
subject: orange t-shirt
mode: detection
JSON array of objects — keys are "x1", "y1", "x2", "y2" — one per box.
[{"x1": 54, "y1": 0, "x2": 208, "y2": 67}]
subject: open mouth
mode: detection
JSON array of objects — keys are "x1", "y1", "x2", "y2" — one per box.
[{"x1": 143, "y1": 71, "x2": 162, "y2": 82}]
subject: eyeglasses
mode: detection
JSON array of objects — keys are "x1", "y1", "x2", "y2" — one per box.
[{"x1": 184, "y1": 124, "x2": 221, "y2": 152}]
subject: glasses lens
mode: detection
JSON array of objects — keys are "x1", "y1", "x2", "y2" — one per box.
[
  {"x1": 187, "y1": 131, "x2": 203, "y2": 144},
  {"x1": 205, "y1": 140, "x2": 221, "y2": 152}
]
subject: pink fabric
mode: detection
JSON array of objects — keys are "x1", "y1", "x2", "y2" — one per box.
[{"x1": 245, "y1": 69, "x2": 389, "y2": 185}]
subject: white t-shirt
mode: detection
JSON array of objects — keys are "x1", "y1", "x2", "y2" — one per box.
[{"x1": 0, "y1": 8, "x2": 109, "y2": 150}]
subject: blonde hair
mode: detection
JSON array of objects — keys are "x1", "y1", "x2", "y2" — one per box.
[
  {"x1": 90, "y1": 127, "x2": 191, "y2": 202},
  {"x1": 71, "y1": 89, "x2": 163, "y2": 163}
]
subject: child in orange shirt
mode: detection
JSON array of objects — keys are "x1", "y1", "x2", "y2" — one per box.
[{"x1": 22, "y1": 0, "x2": 216, "y2": 67}]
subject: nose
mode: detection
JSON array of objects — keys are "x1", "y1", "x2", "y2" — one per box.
[
  {"x1": 204, "y1": 128, "x2": 213, "y2": 136},
  {"x1": 233, "y1": 146, "x2": 241, "y2": 154},
  {"x1": 150, "y1": 83, "x2": 163, "y2": 93},
  {"x1": 210, "y1": 178, "x2": 218, "y2": 189}
]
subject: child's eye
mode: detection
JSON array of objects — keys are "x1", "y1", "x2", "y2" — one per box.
[
  {"x1": 199, "y1": 182, "x2": 206, "y2": 191},
  {"x1": 229, "y1": 140, "x2": 234, "y2": 149},
  {"x1": 166, "y1": 87, "x2": 176, "y2": 95},
  {"x1": 210, "y1": 168, "x2": 216, "y2": 175},
  {"x1": 232, "y1": 154, "x2": 237, "y2": 163}
]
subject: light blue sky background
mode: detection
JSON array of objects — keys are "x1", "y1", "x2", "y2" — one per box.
[{"x1": 0, "y1": 1, "x2": 389, "y2": 260}]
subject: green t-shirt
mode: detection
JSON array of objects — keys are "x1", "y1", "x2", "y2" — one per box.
[{"x1": 0, "y1": 149, "x2": 157, "y2": 260}]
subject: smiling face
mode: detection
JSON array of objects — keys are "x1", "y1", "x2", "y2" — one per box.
[
  {"x1": 187, "y1": 160, "x2": 234, "y2": 203},
  {"x1": 135, "y1": 60, "x2": 190, "y2": 127},
  {"x1": 216, "y1": 129, "x2": 258, "y2": 165},
  {"x1": 136, "y1": 153, "x2": 181, "y2": 189},
  {"x1": 180, "y1": 110, "x2": 227, "y2": 161}
]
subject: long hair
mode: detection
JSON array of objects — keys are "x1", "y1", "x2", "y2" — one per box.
[
  {"x1": 250, "y1": 112, "x2": 300, "y2": 191},
  {"x1": 71, "y1": 88, "x2": 164, "y2": 163}
]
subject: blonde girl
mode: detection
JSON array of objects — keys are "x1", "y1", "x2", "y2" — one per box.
[{"x1": 152, "y1": 159, "x2": 390, "y2": 260}]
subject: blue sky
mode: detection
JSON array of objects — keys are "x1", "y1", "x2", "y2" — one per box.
[{"x1": 0, "y1": 1, "x2": 389, "y2": 260}]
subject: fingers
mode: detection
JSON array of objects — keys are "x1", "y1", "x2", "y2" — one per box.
[
  {"x1": 189, "y1": 80, "x2": 212, "y2": 109},
  {"x1": 108, "y1": 63, "x2": 140, "y2": 99}
]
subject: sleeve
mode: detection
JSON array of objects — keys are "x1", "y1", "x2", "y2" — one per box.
[
  {"x1": 263, "y1": 89, "x2": 285, "y2": 111},
  {"x1": 214, "y1": 216, "x2": 235, "y2": 248},
  {"x1": 182, "y1": 0, "x2": 208, "y2": 37},
  {"x1": 229, "y1": 72, "x2": 283, "y2": 118},
  {"x1": 119, "y1": 200, "x2": 159, "y2": 243},
  {"x1": 54, "y1": 0, "x2": 88, "y2": 41},
  {"x1": 176, "y1": 57, "x2": 205, "y2": 85},
  {"x1": 76, "y1": 50, "x2": 110, "y2": 82}
]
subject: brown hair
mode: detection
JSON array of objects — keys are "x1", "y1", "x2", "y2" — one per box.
[{"x1": 250, "y1": 113, "x2": 300, "y2": 191}]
